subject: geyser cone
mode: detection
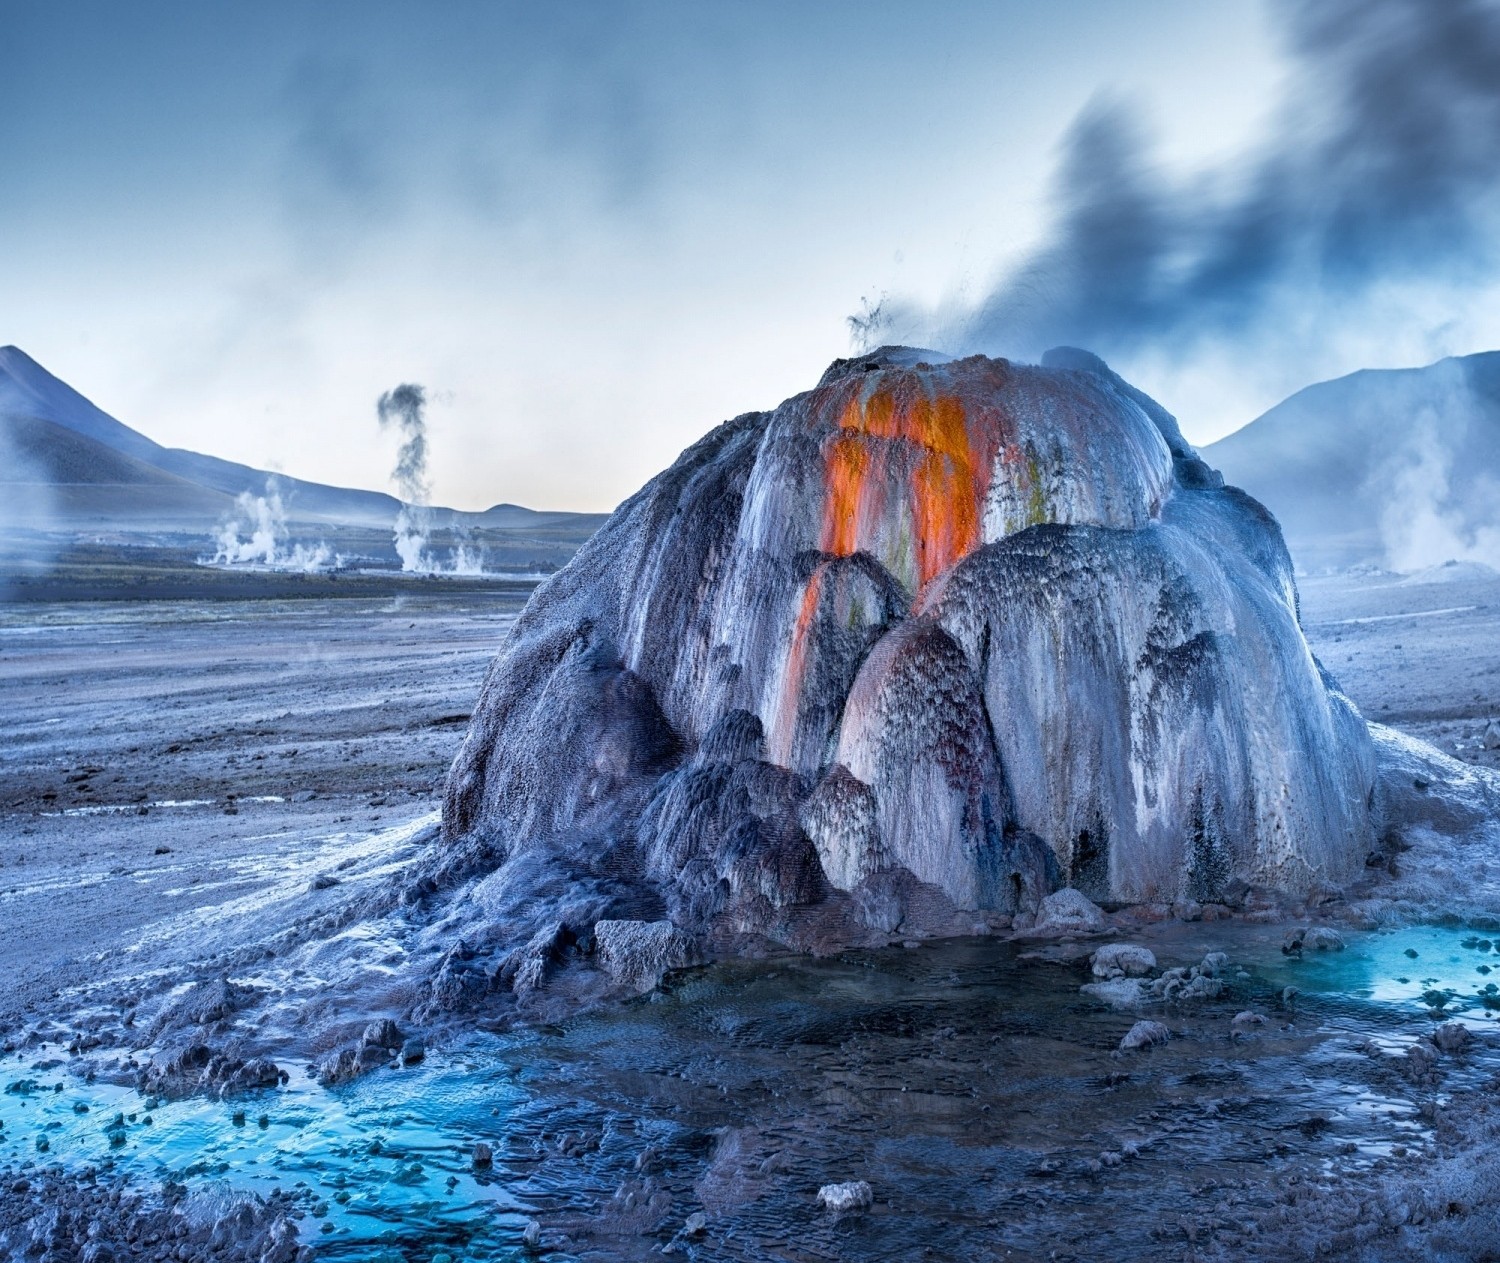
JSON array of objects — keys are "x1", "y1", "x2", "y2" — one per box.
[{"x1": 443, "y1": 346, "x2": 1377, "y2": 961}]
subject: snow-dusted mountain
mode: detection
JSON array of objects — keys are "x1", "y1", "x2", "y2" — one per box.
[{"x1": 1204, "y1": 352, "x2": 1500, "y2": 573}]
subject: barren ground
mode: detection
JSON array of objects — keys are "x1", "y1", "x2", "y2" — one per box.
[{"x1": 0, "y1": 589, "x2": 526, "y2": 1025}]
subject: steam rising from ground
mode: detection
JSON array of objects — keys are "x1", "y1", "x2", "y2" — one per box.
[
  {"x1": 376, "y1": 383, "x2": 434, "y2": 572},
  {"x1": 376, "y1": 382, "x2": 487, "y2": 575},
  {"x1": 0, "y1": 418, "x2": 59, "y2": 593},
  {"x1": 210, "y1": 477, "x2": 332, "y2": 572},
  {"x1": 1373, "y1": 367, "x2": 1500, "y2": 573}
]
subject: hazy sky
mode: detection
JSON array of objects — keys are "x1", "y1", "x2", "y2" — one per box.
[{"x1": 5, "y1": 1, "x2": 1497, "y2": 511}]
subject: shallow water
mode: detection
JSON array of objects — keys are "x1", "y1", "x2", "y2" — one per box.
[{"x1": 4, "y1": 923, "x2": 1499, "y2": 1262}]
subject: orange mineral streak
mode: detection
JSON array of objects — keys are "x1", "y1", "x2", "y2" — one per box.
[
  {"x1": 770, "y1": 372, "x2": 1011, "y2": 768},
  {"x1": 770, "y1": 566, "x2": 825, "y2": 767},
  {"x1": 819, "y1": 375, "x2": 1000, "y2": 590}
]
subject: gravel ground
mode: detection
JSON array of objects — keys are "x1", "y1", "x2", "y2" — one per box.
[
  {"x1": 0, "y1": 591, "x2": 526, "y2": 1026},
  {"x1": 1298, "y1": 568, "x2": 1500, "y2": 774}
]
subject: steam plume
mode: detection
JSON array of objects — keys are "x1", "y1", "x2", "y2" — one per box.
[
  {"x1": 210, "y1": 476, "x2": 332, "y2": 572},
  {"x1": 376, "y1": 381, "x2": 489, "y2": 575},
  {"x1": 869, "y1": 0, "x2": 1500, "y2": 363},
  {"x1": 377, "y1": 382, "x2": 433, "y2": 572}
]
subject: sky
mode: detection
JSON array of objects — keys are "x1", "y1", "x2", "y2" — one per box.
[{"x1": 5, "y1": 0, "x2": 1499, "y2": 512}]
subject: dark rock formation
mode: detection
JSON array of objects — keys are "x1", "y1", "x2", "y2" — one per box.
[{"x1": 441, "y1": 347, "x2": 1379, "y2": 979}]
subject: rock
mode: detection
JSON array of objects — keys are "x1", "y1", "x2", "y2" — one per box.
[
  {"x1": 1304, "y1": 926, "x2": 1346, "y2": 951},
  {"x1": 217, "y1": 1058, "x2": 281, "y2": 1096},
  {"x1": 1231, "y1": 1010, "x2": 1267, "y2": 1029},
  {"x1": 1081, "y1": 979, "x2": 1150, "y2": 1009},
  {"x1": 683, "y1": 1211, "x2": 707, "y2": 1237},
  {"x1": 817, "y1": 1180, "x2": 874, "y2": 1212},
  {"x1": 1199, "y1": 951, "x2": 1228, "y2": 977},
  {"x1": 1483, "y1": 719, "x2": 1500, "y2": 751},
  {"x1": 437, "y1": 349, "x2": 1380, "y2": 976},
  {"x1": 399, "y1": 1038, "x2": 426, "y2": 1065},
  {"x1": 522, "y1": 1219, "x2": 542, "y2": 1249},
  {"x1": 471, "y1": 1142, "x2": 493, "y2": 1169},
  {"x1": 1090, "y1": 943, "x2": 1156, "y2": 978},
  {"x1": 1035, "y1": 889, "x2": 1106, "y2": 934},
  {"x1": 1405, "y1": 1038, "x2": 1441, "y2": 1079},
  {"x1": 151, "y1": 978, "x2": 256, "y2": 1033},
  {"x1": 308, "y1": 873, "x2": 339, "y2": 891},
  {"x1": 1119, "y1": 1020, "x2": 1172, "y2": 1051},
  {"x1": 593, "y1": 919, "x2": 700, "y2": 993},
  {"x1": 1432, "y1": 1021, "x2": 1471, "y2": 1054},
  {"x1": 361, "y1": 1019, "x2": 404, "y2": 1051}
]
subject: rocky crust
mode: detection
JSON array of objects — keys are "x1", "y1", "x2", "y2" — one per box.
[{"x1": 434, "y1": 346, "x2": 1389, "y2": 1002}]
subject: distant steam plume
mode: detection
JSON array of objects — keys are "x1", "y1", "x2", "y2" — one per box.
[
  {"x1": 377, "y1": 382, "x2": 434, "y2": 572},
  {"x1": 210, "y1": 476, "x2": 332, "y2": 572},
  {"x1": 867, "y1": 0, "x2": 1500, "y2": 363},
  {"x1": 376, "y1": 382, "x2": 488, "y2": 575}
]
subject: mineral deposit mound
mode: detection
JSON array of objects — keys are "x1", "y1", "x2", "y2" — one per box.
[{"x1": 441, "y1": 347, "x2": 1378, "y2": 966}]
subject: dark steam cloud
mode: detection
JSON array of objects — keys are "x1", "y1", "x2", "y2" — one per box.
[
  {"x1": 377, "y1": 382, "x2": 433, "y2": 572},
  {"x1": 875, "y1": 0, "x2": 1500, "y2": 360},
  {"x1": 376, "y1": 382, "x2": 429, "y2": 505}
]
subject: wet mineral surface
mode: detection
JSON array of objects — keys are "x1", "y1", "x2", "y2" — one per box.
[{"x1": 4, "y1": 922, "x2": 1499, "y2": 1261}]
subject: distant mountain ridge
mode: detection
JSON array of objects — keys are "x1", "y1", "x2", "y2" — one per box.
[
  {"x1": 0, "y1": 345, "x2": 593, "y2": 531},
  {"x1": 1203, "y1": 351, "x2": 1500, "y2": 572}
]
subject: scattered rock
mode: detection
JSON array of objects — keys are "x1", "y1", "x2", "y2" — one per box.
[
  {"x1": 1081, "y1": 978, "x2": 1150, "y2": 1009},
  {"x1": 1034, "y1": 889, "x2": 1106, "y2": 934},
  {"x1": 1119, "y1": 1020, "x2": 1172, "y2": 1051},
  {"x1": 1432, "y1": 1021, "x2": 1471, "y2": 1054},
  {"x1": 361, "y1": 1018, "x2": 403, "y2": 1051},
  {"x1": 593, "y1": 919, "x2": 701, "y2": 993},
  {"x1": 817, "y1": 1180, "x2": 874, "y2": 1212},
  {"x1": 1090, "y1": 943, "x2": 1156, "y2": 979},
  {"x1": 1304, "y1": 926, "x2": 1346, "y2": 951}
]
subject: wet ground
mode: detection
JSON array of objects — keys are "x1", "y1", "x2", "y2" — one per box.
[{"x1": 4, "y1": 921, "x2": 1499, "y2": 1261}]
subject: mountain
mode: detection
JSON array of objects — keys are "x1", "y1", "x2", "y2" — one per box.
[
  {"x1": 0, "y1": 346, "x2": 604, "y2": 538},
  {"x1": 1, "y1": 410, "x2": 236, "y2": 525},
  {"x1": 1203, "y1": 352, "x2": 1500, "y2": 572},
  {"x1": 0, "y1": 345, "x2": 405, "y2": 526}
]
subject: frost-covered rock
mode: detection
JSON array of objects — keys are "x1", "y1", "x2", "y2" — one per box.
[
  {"x1": 1081, "y1": 978, "x2": 1150, "y2": 1009},
  {"x1": 1091, "y1": 943, "x2": 1156, "y2": 978},
  {"x1": 1119, "y1": 1020, "x2": 1172, "y2": 1051},
  {"x1": 1035, "y1": 888, "x2": 1107, "y2": 934},
  {"x1": 817, "y1": 1180, "x2": 874, "y2": 1212},
  {"x1": 593, "y1": 919, "x2": 699, "y2": 993},
  {"x1": 440, "y1": 347, "x2": 1384, "y2": 970}
]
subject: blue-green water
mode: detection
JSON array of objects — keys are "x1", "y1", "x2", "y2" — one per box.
[{"x1": 4, "y1": 922, "x2": 1499, "y2": 1261}]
